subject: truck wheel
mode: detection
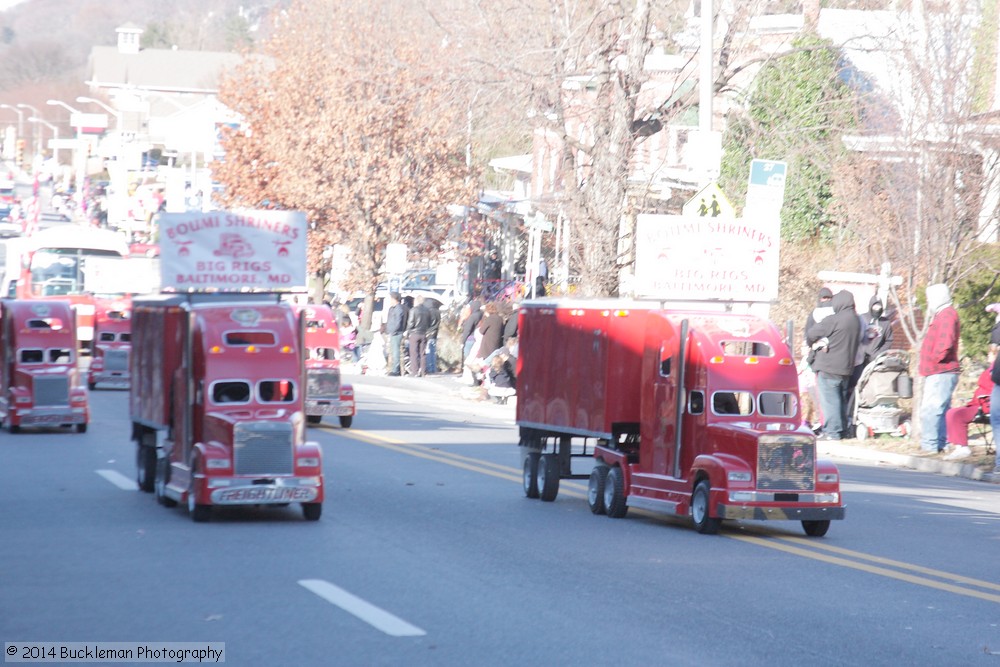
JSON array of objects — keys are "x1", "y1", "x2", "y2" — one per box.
[
  {"x1": 306, "y1": 415, "x2": 322, "y2": 425},
  {"x1": 155, "y1": 457, "x2": 177, "y2": 507},
  {"x1": 187, "y1": 483, "x2": 210, "y2": 523},
  {"x1": 538, "y1": 454, "x2": 560, "y2": 502},
  {"x1": 339, "y1": 416, "x2": 353, "y2": 428},
  {"x1": 802, "y1": 520, "x2": 831, "y2": 537},
  {"x1": 588, "y1": 465, "x2": 609, "y2": 514},
  {"x1": 523, "y1": 452, "x2": 540, "y2": 499},
  {"x1": 136, "y1": 445, "x2": 156, "y2": 493},
  {"x1": 302, "y1": 503, "x2": 322, "y2": 521},
  {"x1": 603, "y1": 466, "x2": 628, "y2": 518},
  {"x1": 75, "y1": 423, "x2": 87, "y2": 434},
  {"x1": 692, "y1": 479, "x2": 721, "y2": 534},
  {"x1": 9, "y1": 424, "x2": 19, "y2": 434},
  {"x1": 88, "y1": 381, "x2": 96, "y2": 391}
]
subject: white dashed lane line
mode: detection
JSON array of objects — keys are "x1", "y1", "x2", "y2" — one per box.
[
  {"x1": 96, "y1": 469, "x2": 138, "y2": 491},
  {"x1": 299, "y1": 579, "x2": 426, "y2": 637}
]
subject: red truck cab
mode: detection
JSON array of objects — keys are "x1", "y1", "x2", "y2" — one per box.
[
  {"x1": 130, "y1": 293, "x2": 324, "y2": 522},
  {"x1": 293, "y1": 303, "x2": 356, "y2": 428},
  {"x1": 87, "y1": 306, "x2": 131, "y2": 390},
  {"x1": 516, "y1": 300, "x2": 845, "y2": 536},
  {"x1": 0, "y1": 299, "x2": 89, "y2": 433}
]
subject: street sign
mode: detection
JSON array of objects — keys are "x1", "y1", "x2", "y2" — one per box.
[
  {"x1": 682, "y1": 182, "x2": 736, "y2": 218},
  {"x1": 745, "y1": 159, "x2": 787, "y2": 219}
]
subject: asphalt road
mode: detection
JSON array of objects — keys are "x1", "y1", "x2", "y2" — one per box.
[{"x1": 1, "y1": 374, "x2": 999, "y2": 666}]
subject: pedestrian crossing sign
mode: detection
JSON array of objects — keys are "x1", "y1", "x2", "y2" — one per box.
[{"x1": 683, "y1": 182, "x2": 736, "y2": 218}]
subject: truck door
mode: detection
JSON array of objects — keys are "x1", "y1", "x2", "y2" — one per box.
[{"x1": 641, "y1": 316, "x2": 680, "y2": 476}]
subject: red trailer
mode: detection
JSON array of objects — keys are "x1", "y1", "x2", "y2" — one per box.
[
  {"x1": 0, "y1": 299, "x2": 89, "y2": 433},
  {"x1": 292, "y1": 303, "x2": 355, "y2": 428},
  {"x1": 516, "y1": 299, "x2": 845, "y2": 536},
  {"x1": 130, "y1": 293, "x2": 324, "y2": 522}
]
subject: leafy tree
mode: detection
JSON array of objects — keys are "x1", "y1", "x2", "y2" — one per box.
[
  {"x1": 720, "y1": 34, "x2": 857, "y2": 241},
  {"x1": 213, "y1": 0, "x2": 477, "y2": 327}
]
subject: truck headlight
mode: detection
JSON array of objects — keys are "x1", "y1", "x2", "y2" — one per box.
[
  {"x1": 205, "y1": 458, "x2": 230, "y2": 470},
  {"x1": 297, "y1": 457, "x2": 320, "y2": 467},
  {"x1": 818, "y1": 473, "x2": 839, "y2": 483},
  {"x1": 728, "y1": 471, "x2": 751, "y2": 482},
  {"x1": 813, "y1": 493, "x2": 839, "y2": 503}
]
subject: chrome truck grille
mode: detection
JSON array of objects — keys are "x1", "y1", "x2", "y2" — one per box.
[
  {"x1": 757, "y1": 438, "x2": 815, "y2": 491},
  {"x1": 34, "y1": 376, "x2": 70, "y2": 406},
  {"x1": 105, "y1": 349, "x2": 129, "y2": 371},
  {"x1": 233, "y1": 422, "x2": 294, "y2": 475}
]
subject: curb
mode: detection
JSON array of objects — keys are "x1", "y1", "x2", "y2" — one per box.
[{"x1": 818, "y1": 442, "x2": 999, "y2": 483}]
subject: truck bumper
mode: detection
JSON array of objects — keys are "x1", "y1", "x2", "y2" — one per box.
[
  {"x1": 14, "y1": 408, "x2": 87, "y2": 426},
  {"x1": 205, "y1": 477, "x2": 324, "y2": 505},
  {"x1": 305, "y1": 399, "x2": 354, "y2": 417},
  {"x1": 718, "y1": 504, "x2": 846, "y2": 521},
  {"x1": 89, "y1": 372, "x2": 130, "y2": 388}
]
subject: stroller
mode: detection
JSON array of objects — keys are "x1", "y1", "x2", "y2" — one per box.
[{"x1": 853, "y1": 350, "x2": 913, "y2": 440}]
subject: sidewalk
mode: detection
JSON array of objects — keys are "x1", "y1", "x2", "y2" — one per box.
[{"x1": 343, "y1": 364, "x2": 999, "y2": 484}]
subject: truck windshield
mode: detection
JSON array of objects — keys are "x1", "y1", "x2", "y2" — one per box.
[
  {"x1": 712, "y1": 391, "x2": 754, "y2": 416},
  {"x1": 212, "y1": 381, "x2": 251, "y2": 404},
  {"x1": 758, "y1": 391, "x2": 798, "y2": 417},
  {"x1": 259, "y1": 380, "x2": 295, "y2": 403}
]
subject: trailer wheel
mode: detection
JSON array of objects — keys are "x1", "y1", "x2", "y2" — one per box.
[
  {"x1": 692, "y1": 479, "x2": 721, "y2": 534},
  {"x1": 155, "y1": 456, "x2": 177, "y2": 507},
  {"x1": 187, "y1": 481, "x2": 211, "y2": 523},
  {"x1": 306, "y1": 415, "x2": 322, "y2": 425},
  {"x1": 603, "y1": 466, "x2": 628, "y2": 518},
  {"x1": 302, "y1": 503, "x2": 322, "y2": 521},
  {"x1": 523, "y1": 452, "x2": 540, "y2": 499},
  {"x1": 802, "y1": 520, "x2": 831, "y2": 537},
  {"x1": 339, "y1": 416, "x2": 353, "y2": 428},
  {"x1": 587, "y1": 465, "x2": 609, "y2": 514},
  {"x1": 136, "y1": 444, "x2": 156, "y2": 493},
  {"x1": 538, "y1": 454, "x2": 560, "y2": 502}
]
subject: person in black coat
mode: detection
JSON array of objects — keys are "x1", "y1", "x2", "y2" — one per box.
[
  {"x1": 477, "y1": 302, "x2": 504, "y2": 360},
  {"x1": 459, "y1": 299, "x2": 483, "y2": 360},
  {"x1": 807, "y1": 290, "x2": 860, "y2": 440},
  {"x1": 424, "y1": 299, "x2": 442, "y2": 374}
]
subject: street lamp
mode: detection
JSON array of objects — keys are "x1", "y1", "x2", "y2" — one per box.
[
  {"x1": 16, "y1": 104, "x2": 39, "y2": 157},
  {"x1": 0, "y1": 103, "x2": 24, "y2": 140},
  {"x1": 47, "y1": 99, "x2": 86, "y2": 208},
  {"x1": 28, "y1": 116, "x2": 59, "y2": 164}
]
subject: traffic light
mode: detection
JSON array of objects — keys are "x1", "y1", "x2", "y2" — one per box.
[{"x1": 15, "y1": 138, "x2": 24, "y2": 167}]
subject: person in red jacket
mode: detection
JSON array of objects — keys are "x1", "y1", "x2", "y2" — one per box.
[
  {"x1": 943, "y1": 349, "x2": 994, "y2": 459},
  {"x1": 918, "y1": 283, "x2": 961, "y2": 453}
]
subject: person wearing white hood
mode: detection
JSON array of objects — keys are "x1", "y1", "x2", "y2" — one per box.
[{"x1": 918, "y1": 283, "x2": 961, "y2": 453}]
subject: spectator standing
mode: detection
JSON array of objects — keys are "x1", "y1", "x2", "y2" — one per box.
[
  {"x1": 503, "y1": 302, "x2": 519, "y2": 342},
  {"x1": 987, "y1": 303, "x2": 1000, "y2": 351},
  {"x1": 847, "y1": 295, "x2": 894, "y2": 417},
  {"x1": 424, "y1": 298, "x2": 442, "y2": 374},
  {"x1": 806, "y1": 290, "x2": 861, "y2": 440},
  {"x1": 477, "y1": 302, "x2": 505, "y2": 360},
  {"x1": 991, "y1": 352, "x2": 1000, "y2": 475},
  {"x1": 384, "y1": 292, "x2": 406, "y2": 376},
  {"x1": 918, "y1": 283, "x2": 961, "y2": 453},
  {"x1": 804, "y1": 287, "x2": 835, "y2": 369},
  {"x1": 459, "y1": 299, "x2": 483, "y2": 361},
  {"x1": 405, "y1": 296, "x2": 431, "y2": 377}
]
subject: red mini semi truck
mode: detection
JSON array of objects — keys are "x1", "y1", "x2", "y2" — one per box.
[
  {"x1": 130, "y1": 293, "x2": 324, "y2": 522},
  {"x1": 293, "y1": 303, "x2": 356, "y2": 428},
  {"x1": 0, "y1": 299, "x2": 89, "y2": 433},
  {"x1": 516, "y1": 300, "x2": 845, "y2": 536},
  {"x1": 87, "y1": 307, "x2": 132, "y2": 390}
]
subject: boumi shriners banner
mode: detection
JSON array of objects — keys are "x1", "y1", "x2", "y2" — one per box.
[
  {"x1": 158, "y1": 209, "x2": 307, "y2": 291},
  {"x1": 633, "y1": 214, "x2": 780, "y2": 302}
]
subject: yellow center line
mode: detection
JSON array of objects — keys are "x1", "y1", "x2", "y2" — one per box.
[
  {"x1": 729, "y1": 534, "x2": 1000, "y2": 604},
  {"x1": 336, "y1": 429, "x2": 1000, "y2": 602}
]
